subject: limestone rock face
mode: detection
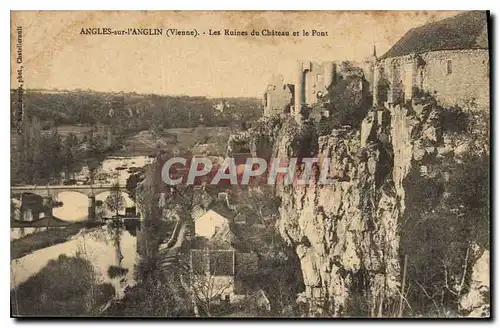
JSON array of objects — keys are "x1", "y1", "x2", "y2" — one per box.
[
  {"x1": 274, "y1": 125, "x2": 401, "y2": 316},
  {"x1": 360, "y1": 111, "x2": 376, "y2": 148},
  {"x1": 460, "y1": 244, "x2": 490, "y2": 318},
  {"x1": 229, "y1": 102, "x2": 489, "y2": 317}
]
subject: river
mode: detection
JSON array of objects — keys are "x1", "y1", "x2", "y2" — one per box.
[
  {"x1": 11, "y1": 226, "x2": 137, "y2": 299},
  {"x1": 11, "y1": 155, "x2": 152, "y2": 299},
  {"x1": 53, "y1": 155, "x2": 153, "y2": 221},
  {"x1": 11, "y1": 227, "x2": 64, "y2": 241}
]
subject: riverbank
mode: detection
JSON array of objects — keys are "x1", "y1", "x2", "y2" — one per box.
[
  {"x1": 11, "y1": 254, "x2": 115, "y2": 317},
  {"x1": 11, "y1": 221, "x2": 103, "y2": 260}
]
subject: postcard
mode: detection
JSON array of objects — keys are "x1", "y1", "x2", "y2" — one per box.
[{"x1": 10, "y1": 10, "x2": 490, "y2": 318}]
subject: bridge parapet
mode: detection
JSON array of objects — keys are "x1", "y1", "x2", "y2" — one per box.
[{"x1": 11, "y1": 184, "x2": 127, "y2": 197}]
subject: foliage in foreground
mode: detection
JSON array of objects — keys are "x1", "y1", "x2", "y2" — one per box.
[{"x1": 11, "y1": 254, "x2": 114, "y2": 316}]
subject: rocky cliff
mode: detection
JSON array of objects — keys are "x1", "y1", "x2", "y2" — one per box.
[{"x1": 230, "y1": 97, "x2": 489, "y2": 317}]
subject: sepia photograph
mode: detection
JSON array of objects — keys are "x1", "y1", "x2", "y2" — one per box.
[{"x1": 10, "y1": 10, "x2": 490, "y2": 318}]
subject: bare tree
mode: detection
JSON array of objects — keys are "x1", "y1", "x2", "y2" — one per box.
[
  {"x1": 190, "y1": 271, "x2": 233, "y2": 316},
  {"x1": 105, "y1": 183, "x2": 125, "y2": 217},
  {"x1": 104, "y1": 183, "x2": 126, "y2": 267},
  {"x1": 240, "y1": 187, "x2": 280, "y2": 225},
  {"x1": 176, "y1": 251, "x2": 234, "y2": 317},
  {"x1": 107, "y1": 218, "x2": 125, "y2": 267}
]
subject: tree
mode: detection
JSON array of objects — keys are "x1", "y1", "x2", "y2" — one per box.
[
  {"x1": 105, "y1": 183, "x2": 125, "y2": 217},
  {"x1": 178, "y1": 253, "x2": 233, "y2": 317},
  {"x1": 240, "y1": 187, "x2": 281, "y2": 225},
  {"x1": 105, "y1": 183, "x2": 126, "y2": 267},
  {"x1": 321, "y1": 63, "x2": 371, "y2": 129},
  {"x1": 87, "y1": 159, "x2": 101, "y2": 184},
  {"x1": 12, "y1": 252, "x2": 113, "y2": 316},
  {"x1": 190, "y1": 272, "x2": 233, "y2": 316},
  {"x1": 46, "y1": 130, "x2": 64, "y2": 181},
  {"x1": 106, "y1": 264, "x2": 192, "y2": 317},
  {"x1": 401, "y1": 149, "x2": 489, "y2": 316},
  {"x1": 61, "y1": 133, "x2": 79, "y2": 176},
  {"x1": 256, "y1": 249, "x2": 305, "y2": 316},
  {"x1": 106, "y1": 213, "x2": 126, "y2": 268},
  {"x1": 125, "y1": 172, "x2": 144, "y2": 201}
]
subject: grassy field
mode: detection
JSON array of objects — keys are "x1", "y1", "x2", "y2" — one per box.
[
  {"x1": 112, "y1": 126, "x2": 232, "y2": 156},
  {"x1": 54, "y1": 124, "x2": 93, "y2": 136},
  {"x1": 11, "y1": 221, "x2": 103, "y2": 260}
]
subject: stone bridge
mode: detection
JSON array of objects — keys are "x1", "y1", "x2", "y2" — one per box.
[
  {"x1": 11, "y1": 184, "x2": 127, "y2": 198},
  {"x1": 11, "y1": 184, "x2": 129, "y2": 220}
]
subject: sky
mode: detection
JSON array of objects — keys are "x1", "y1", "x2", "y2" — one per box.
[{"x1": 11, "y1": 11, "x2": 463, "y2": 98}]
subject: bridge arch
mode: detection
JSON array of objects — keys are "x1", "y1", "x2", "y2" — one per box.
[
  {"x1": 11, "y1": 184, "x2": 129, "y2": 222},
  {"x1": 52, "y1": 191, "x2": 91, "y2": 221}
]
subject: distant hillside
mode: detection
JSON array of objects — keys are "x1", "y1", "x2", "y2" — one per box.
[{"x1": 11, "y1": 89, "x2": 262, "y2": 131}]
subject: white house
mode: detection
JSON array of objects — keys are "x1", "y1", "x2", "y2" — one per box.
[{"x1": 194, "y1": 209, "x2": 231, "y2": 240}]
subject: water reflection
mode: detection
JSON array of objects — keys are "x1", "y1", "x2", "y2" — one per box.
[
  {"x1": 10, "y1": 227, "x2": 64, "y2": 241},
  {"x1": 11, "y1": 156, "x2": 149, "y2": 300},
  {"x1": 53, "y1": 192, "x2": 88, "y2": 221},
  {"x1": 11, "y1": 225, "x2": 137, "y2": 298}
]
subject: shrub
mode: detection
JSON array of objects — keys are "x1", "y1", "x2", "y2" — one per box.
[
  {"x1": 401, "y1": 151, "x2": 489, "y2": 316},
  {"x1": 315, "y1": 118, "x2": 333, "y2": 136},
  {"x1": 95, "y1": 283, "x2": 116, "y2": 306},
  {"x1": 321, "y1": 74, "x2": 371, "y2": 129},
  {"x1": 12, "y1": 255, "x2": 110, "y2": 316},
  {"x1": 108, "y1": 265, "x2": 129, "y2": 279},
  {"x1": 440, "y1": 106, "x2": 470, "y2": 134}
]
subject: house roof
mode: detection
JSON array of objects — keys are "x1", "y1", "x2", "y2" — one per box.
[
  {"x1": 222, "y1": 289, "x2": 271, "y2": 316},
  {"x1": 190, "y1": 249, "x2": 258, "y2": 277},
  {"x1": 380, "y1": 11, "x2": 489, "y2": 60},
  {"x1": 210, "y1": 250, "x2": 235, "y2": 275},
  {"x1": 210, "y1": 202, "x2": 237, "y2": 221}
]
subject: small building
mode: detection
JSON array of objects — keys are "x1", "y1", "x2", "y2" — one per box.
[
  {"x1": 247, "y1": 289, "x2": 271, "y2": 312},
  {"x1": 233, "y1": 212, "x2": 247, "y2": 225},
  {"x1": 194, "y1": 209, "x2": 232, "y2": 240},
  {"x1": 190, "y1": 248, "x2": 259, "y2": 305},
  {"x1": 373, "y1": 11, "x2": 489, "y2": 110},
  {"x1": 125, "y1": 206, "x2": 137, "y2": 216},
  {"x1": 224, "y1": 289, "x2": 272, "y2": 317},
  {"x1": 190, "y1": 199, "x2": 260, "y2": 307}
]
